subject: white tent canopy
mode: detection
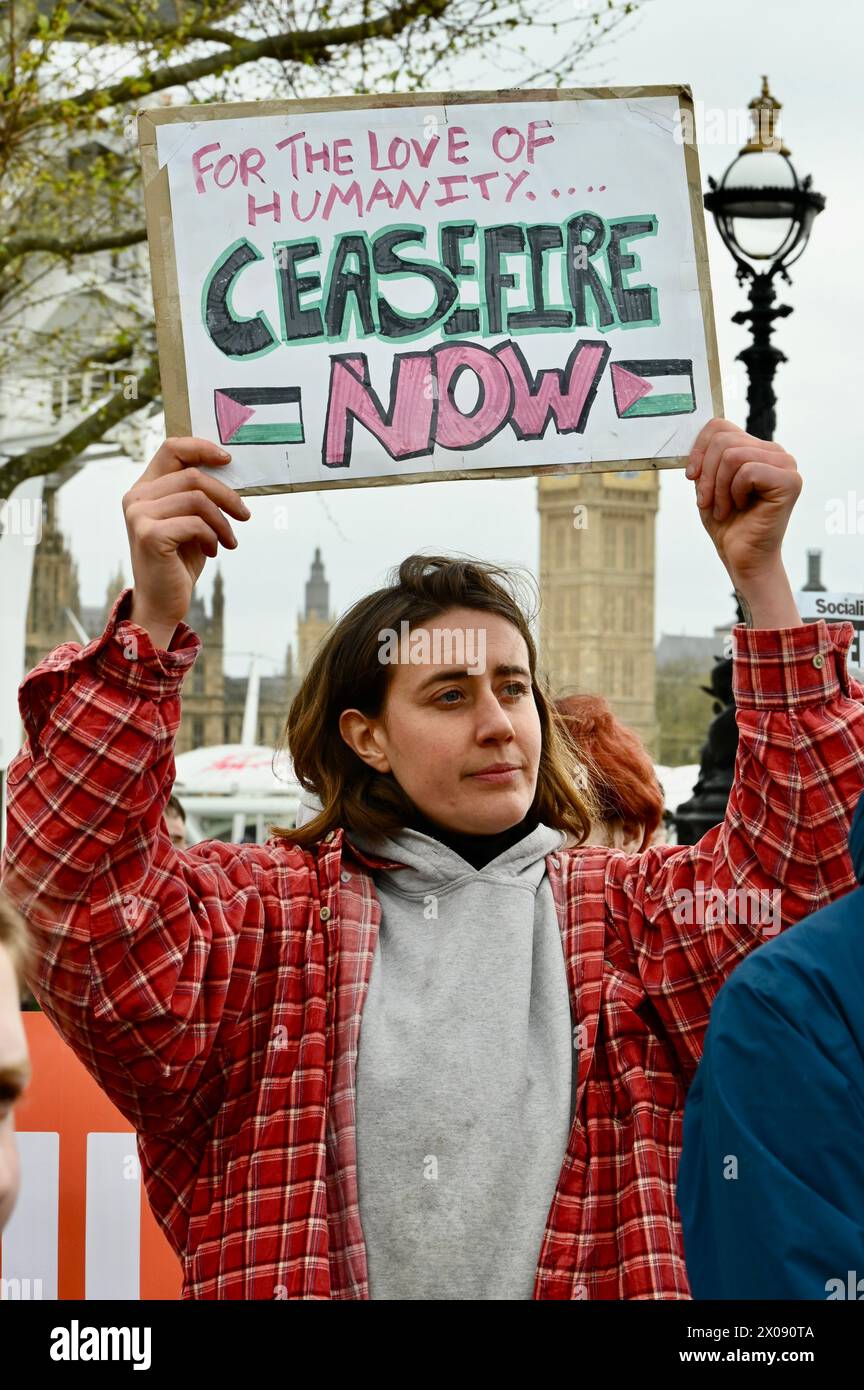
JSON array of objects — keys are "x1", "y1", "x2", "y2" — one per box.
[
  {"x1": 173, "y1": 743, "x2": 297, "y2": 796},
  {"x1": 172, "y1": 744, "x2": 301, "y2": 843}
]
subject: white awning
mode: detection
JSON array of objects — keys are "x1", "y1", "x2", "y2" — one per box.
[{"x1": 173, "y1": 744, "x2": 297, "y2": 797}]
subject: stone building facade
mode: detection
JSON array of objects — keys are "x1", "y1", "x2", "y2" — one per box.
[
  {"x1": 537, "y1": 468, "x2": 660, "y2": 755},
  {"x1": 24, "y1": 477, "x2": 335, "y2": 754}
]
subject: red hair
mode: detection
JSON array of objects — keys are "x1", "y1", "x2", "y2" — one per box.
[{"x1": 554, "y1": 694, "x2": 664, "y2": 851}]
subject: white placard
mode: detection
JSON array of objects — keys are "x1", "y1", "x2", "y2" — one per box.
[{"x1": 144, "y1": 89, "x2": 720, "y2": 495}]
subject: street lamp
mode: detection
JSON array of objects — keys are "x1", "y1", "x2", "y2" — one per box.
[
  {"x1": 675, "y1": 80, "x2": 824, "y2": 846},
  {"x1": 703, "y1": 75, "x2": 825, "y2": 441}
]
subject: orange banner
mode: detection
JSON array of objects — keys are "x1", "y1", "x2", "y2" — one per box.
[{"x1": 0, "y1": 1013, "x2": 182, "y2": 1300}]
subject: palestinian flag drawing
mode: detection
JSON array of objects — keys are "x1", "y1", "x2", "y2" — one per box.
[
  {"x1": 610, "y1": 358, "x2": 696, "y2": 418},
  {"x1": 214, "y1": 387, "x2": 304, "y2": 445}
]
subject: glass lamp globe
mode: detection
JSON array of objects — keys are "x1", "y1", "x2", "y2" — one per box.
[{"x1": 721, "y1": 148, "x2": 798, "y2": 260}]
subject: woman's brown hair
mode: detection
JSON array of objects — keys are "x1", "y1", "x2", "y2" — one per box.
[
  {"x1": 554, "y1": 694, "x2": 664, "y2": 851},
  {"x1": 269, "y1": 553, "x2": 598, "y2": 848}
]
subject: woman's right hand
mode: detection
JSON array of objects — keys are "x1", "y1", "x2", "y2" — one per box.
[{"x1": 123, "y1": 437, "x2": 251, "y2": 648}]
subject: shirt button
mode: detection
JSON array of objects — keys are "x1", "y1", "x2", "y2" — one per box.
[
  {"x1": 812, "y1": 653, "x2": 825, "y2": 669},
  {"x1": 550, "y1": 857, "x2": 560, "y2": 869},
  {"x1": 320, "y1": 906, "x2": 331, "y2": 921},
  {"x1": 325, "y1": 831, "x2": 335, "y2": 842},
  {"x1": 340, "y1": 872, "x2": 350, "y2": 883}
]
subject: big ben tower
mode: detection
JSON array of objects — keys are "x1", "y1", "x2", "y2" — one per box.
[
  {"x1": 538, "y1": 469, "x2": 659, "y2": 755},
  {"x1": 297, "y1": 547, "x2": 335, "y2": 677}
]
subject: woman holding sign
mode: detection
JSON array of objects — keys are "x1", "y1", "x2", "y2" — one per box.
[{"x1": 3, "y1": 418, "x2": 863, "y2": 1300}]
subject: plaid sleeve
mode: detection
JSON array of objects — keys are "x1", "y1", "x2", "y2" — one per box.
[
  {"x1": 604, "y1": 618, "x2": 864, "y2": 1077},
  {"x1": 0, "y1": 587, "x2": 271, "y2": 1135}
]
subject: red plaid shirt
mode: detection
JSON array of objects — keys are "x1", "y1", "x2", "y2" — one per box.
[{"x1": 3, "y1": 588, "x2": 863, "y2": 1299}]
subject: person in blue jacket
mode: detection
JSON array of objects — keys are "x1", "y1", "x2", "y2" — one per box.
[{"x1": 677, "y1": 788, "x2": 864, "y2": 1300}]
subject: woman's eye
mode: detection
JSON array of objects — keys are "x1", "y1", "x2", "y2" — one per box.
[{"x1": 435, "y1": 683, "x2": 529, "y2": 706}]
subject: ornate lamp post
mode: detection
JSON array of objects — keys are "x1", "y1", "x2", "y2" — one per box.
[
  {"x1": 703, "y1": 75, "x2": 825, "y2": 440},
  {"x1": 674, "y1": 80, "x2": 824, "y2": 844}
]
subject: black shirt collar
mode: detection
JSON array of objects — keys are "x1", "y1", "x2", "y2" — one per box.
[{"x1": 401, "y1": 805, "x2": 542, "y2": 870}]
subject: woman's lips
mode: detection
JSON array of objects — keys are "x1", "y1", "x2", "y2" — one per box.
[{"x1": 469, "y1": 766, "x2": 520, "y2": 783}]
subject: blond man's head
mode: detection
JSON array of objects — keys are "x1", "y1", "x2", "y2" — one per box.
[
  {"x1": 0, "y1": 892, "x2": 31, "y2": 995},
  {"x1": 0, "y1": 891, "x2": 33, "y2": 1233}
]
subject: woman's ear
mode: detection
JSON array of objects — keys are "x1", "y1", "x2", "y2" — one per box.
[{"x1": 338, "y1": 708, "x2": 392, "y2": 774}]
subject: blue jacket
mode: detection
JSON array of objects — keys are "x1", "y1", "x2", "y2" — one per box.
[{"x1": 677, "y1": 790, "x2": 864, "y2": 1299}]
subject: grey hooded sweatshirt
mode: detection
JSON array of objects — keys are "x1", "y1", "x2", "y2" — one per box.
[{"x1": 344, "y1": 817, "x2": 575, "y2": 1301}]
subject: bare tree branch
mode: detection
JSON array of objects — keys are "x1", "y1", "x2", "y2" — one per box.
[
  {"x1": 0, "y1": 357, "x2": 160, "y2": 502},
  {"x1": 64, "y1": 18, "x2": 242, "y2": 45},
  {"x1": 0, "y1": 225, "x2": 147, "y2": 271},
  {"x1": 20, "y1": 0, "x2": 452, "y2": 128}
]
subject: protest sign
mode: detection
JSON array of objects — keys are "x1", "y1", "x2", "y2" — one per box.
[
  {"x1": 139, "y1": 87, "x2": 722, "y2": 496},
  {"x1": 798, "y1": 591, "x2": 864, "y2": 669}
]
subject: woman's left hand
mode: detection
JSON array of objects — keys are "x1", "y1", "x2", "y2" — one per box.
[{"x1": 686, "y1": 418, "x2": 803, "y2": 584}]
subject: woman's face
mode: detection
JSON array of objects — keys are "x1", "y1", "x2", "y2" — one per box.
[{"x1": 339, "y1": 606, "x2": 542, "y2": 835}]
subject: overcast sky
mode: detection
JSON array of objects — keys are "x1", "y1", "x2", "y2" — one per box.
[{"x1": 57, "y1": 0, "x2": 862, "y2": 678}]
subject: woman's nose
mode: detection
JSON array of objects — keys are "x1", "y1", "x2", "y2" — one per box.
[{"x1": 474, "y1": 690, "x2": 517, "y2": 737}]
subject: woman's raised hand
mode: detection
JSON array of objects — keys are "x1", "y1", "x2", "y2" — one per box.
[
  {"x1": 686, "y1": 418, "x2": 802, "y2": 583},
  {"x1": 685, "y1": 418, "x2": 803, "y2": 629},
  {"x1": 123, "y1": 438, "x2": 251, "y2": 649}
]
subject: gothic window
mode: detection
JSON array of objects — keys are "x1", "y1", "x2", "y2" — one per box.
[
  {"x1": 622, "y1": 525, "x2": 636, "y2": 570},
  {"x1": 193, "y1": 664, "x2": 205, "y2": 694},
  {"x1": 554, "y1": 521, "x2": 566, "y2": 569},
  {"x1": 622, "y1": 654, "x2": 635, "y2": 697},
  {"x1": 603, "y1": 523, "x2": 616, "y2": 570},
  {"x1": 601, "y1": 652, "x2": 614, "y2": 695}
]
